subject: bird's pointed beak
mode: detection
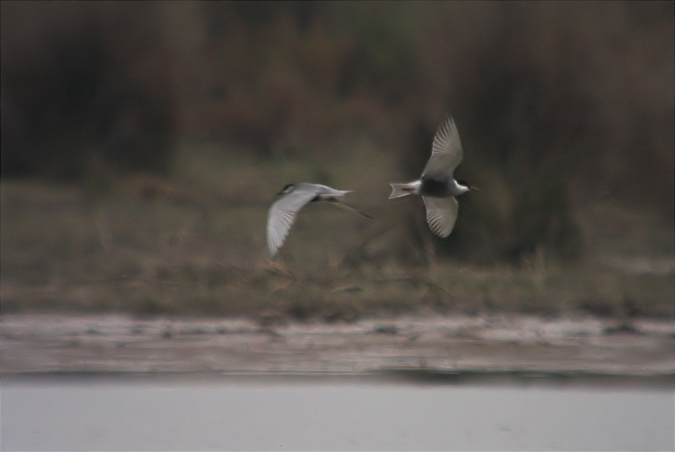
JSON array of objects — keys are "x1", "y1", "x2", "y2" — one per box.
[{"x1": 469, "y1": 185, "x2": 480, "y2": 192}]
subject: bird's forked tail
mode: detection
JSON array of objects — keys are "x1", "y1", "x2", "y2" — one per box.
[{"x1": 389, "y1": 183, "x2": 414, "y2": 199}]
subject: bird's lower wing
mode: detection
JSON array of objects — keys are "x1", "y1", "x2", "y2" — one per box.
[{"x1": 422, "y1": 196, "x2": 458, "y2": 238}]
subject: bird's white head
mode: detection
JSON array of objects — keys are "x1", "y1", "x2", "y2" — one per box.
[{"x1": 456, "y1": 179, "x2": 480, "y2": 194}]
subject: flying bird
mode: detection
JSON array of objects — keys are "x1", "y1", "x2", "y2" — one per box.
[
  {"x1": 389, "y1": 116, "x2": 478, "y2": 238},
  {"x1": 267, "y1": 183, "x2": 372, "y2": 257}
]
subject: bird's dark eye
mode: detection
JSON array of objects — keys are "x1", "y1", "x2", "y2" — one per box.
[{"x1": 276, "y1": 184, "x2": 295, "y2": 196}]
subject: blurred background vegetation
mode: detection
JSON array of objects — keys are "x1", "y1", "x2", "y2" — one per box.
[{"x1": 2, "y1": 2, "x2": 673, "y2": 319}]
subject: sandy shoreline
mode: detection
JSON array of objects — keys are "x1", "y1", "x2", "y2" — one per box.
[{"x1": 2, "y1": 313, "x2": 673, "y2": 383}]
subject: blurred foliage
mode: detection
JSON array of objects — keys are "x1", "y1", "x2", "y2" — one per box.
[
  {"x1": 1, "y1": 3, "x2": 174, "y2": 178},
  {"x1": 1, "y1": 2, "x2": 673, "y2": 270}
]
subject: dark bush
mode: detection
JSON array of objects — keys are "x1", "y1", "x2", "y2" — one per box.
[{"x1": 1, "y1": 3, "x2": 175, "y2": 180}]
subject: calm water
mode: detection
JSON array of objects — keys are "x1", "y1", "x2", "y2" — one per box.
[{"x1": 2, "y1": 376, "x2": 673, "y2": 451}]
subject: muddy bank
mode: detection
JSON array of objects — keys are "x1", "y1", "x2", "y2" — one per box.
[{"x1": 2, "y1": 314, "x2": 673, "y2": 383}]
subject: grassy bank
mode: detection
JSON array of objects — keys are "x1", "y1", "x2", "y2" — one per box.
[{"x1": 2, "y1": 143, "x2": 673, "y2": 321}]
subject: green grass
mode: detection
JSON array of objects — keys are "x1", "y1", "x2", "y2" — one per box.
[{"x1": 2, "y1": 143, "x2": 673, "y2": 320}]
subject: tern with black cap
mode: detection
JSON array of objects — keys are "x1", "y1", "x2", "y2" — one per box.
[{"x1": 267, "y1": 183, "x2": 372, "y2": 257}]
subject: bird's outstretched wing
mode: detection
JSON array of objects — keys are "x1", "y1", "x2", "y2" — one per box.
[
  {"x1": 267, "y1": 186, "x2": 319, "y2": 257},
  {"x1": 422, "y1": 196, "x2": 459, "y2": 238},
  {"x1": 422, "y1": 116, "x2": 464, "y2": 180}
]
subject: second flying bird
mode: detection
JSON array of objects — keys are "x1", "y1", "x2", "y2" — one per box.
[{"x1": 389, "y1": 116, "x2": 478, "y2": 238}]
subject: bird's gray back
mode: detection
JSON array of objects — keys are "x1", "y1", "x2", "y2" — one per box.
[
  {"x1": 270, "y1": 186, "x2": 318, "y2": 219},
  {"x1": 296, "y1": 183, "x2": 350, "y2": 198}
]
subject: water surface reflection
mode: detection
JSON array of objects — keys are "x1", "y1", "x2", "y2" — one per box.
[{"x1": 3, "y1": 376, "x2": 673, "y2": 451}]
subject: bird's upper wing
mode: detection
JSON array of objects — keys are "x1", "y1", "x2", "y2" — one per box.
[
  {"x1": 422, "y1": 196, "x2": 459, "y2": 238},
  {"x1": 422, "y1": 116, "x2": 464, "y2": 180},
  {"x1": 267, "y1": 186, "x2": 319, "y2": 257}
]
